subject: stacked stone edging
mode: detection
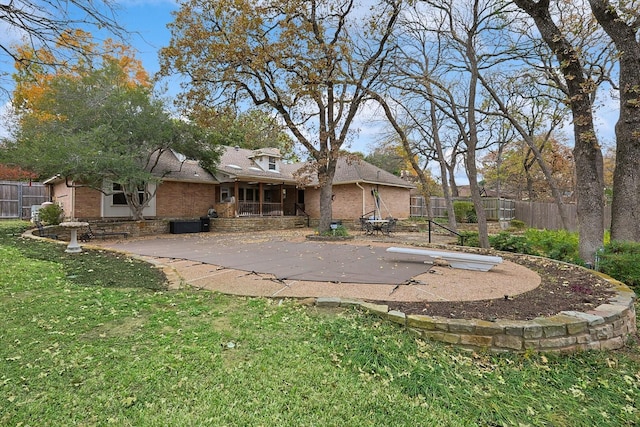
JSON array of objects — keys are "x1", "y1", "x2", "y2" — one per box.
[{"x1": 315, "y1": 277, "x2": 637, "y2": 353}]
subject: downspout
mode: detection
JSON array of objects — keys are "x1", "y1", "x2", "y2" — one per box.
[{"x1": 356, "y1": 181, "x2": 366, "y2": 217}]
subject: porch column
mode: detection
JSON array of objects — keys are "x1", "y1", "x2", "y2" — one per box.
[
  {"x1": 280, "y1": 184, "x2": 284, "y2": 216},
  {"x1": 259, "y1": 183, "x2": 264, "y2": 216},
  {"x1": 234, "y1": 182, "x2": 239, "y2": 217}
]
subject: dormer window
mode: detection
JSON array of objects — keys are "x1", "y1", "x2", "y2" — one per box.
[{"x1": 268, "y1": 156, "x2": 277, "y2": 170}]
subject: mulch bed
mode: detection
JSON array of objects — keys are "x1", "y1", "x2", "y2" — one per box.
[{"x1": 381, "y1": 254, "x2": 618, "y2": 321}]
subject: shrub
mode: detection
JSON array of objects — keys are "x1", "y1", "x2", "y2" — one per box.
[
  {"x1": 453, "y1": 201, "x2": 476, "y2": 223},
  {"x1": 598, "y1": 241, "x2": 640, "y2": 288},
  {"x1": 489, "y1": 232, "x2": 536, "y2": 255},
  {"x1": 321, "y1": 225, "x2": 349, "y2": 237},
  {"x1": 509, "y1": 219, "x2": 526, "y2": 230},
  {"x1": 524, "y1": 229, "x2": 581, "y2": 264},
  {"x1": 457, "y1": 231, "x2": 479, "y2": 247},
  {"x1": 38, "y1": 204, "x2": 64, "y2": 225}
]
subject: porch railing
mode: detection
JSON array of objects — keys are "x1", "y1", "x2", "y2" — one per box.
[{"x1": 237, "y1": 201, "x2": 283, "y2": 216}]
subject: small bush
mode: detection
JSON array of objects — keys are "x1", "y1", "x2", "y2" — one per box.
[
  {"x1": 453, "y1": 201, "x2": 476, "y2": 223},
  {"x1": 38, "y1": 204, "x2": 64, "y2": 225},
  {"x1": 509, "y1": 219, "x2": 526, "y2": 230},
  {"x1": 598, "y1": 241, "x2": 640, "y2": 287},
  {"x1": 321, "y1": 225, "x2": 349, "y2": 237},
  {"x1": 457, "y1": 231, "x2": 479, "y2": 247},
  {"x1": 524, "y1": 229, "x2": 581, "y2": 264},
  {"x1": 489, "y1": 232, "x2": 536, "y2": 254}
]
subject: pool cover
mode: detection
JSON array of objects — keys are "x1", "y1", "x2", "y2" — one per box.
[{"x1": 106, "y1": 236, "x2": 431, "y2": 284}]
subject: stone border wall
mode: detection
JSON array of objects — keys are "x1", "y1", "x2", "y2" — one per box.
[
  {"x1": 42, "y1": 217, "x2": 309, "y2": 239},
  {"x1": 314, "y1": 277, "x2": 637, "y2": 353}
]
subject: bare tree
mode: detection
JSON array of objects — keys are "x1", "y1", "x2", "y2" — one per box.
[
  {"x1": 396, "y1": 0, "x2": 520, "y2": 248},
  {"x1": 159, "y1": 0, "x2": 403, "y2": 232},
  {"x1": 477, "y1": 72, "x2": 572, "y2": 228},
  {"x1": 588, "y1": 0, "x2": 640, "y2": 242},
  {"x1": 514, "y1": 0, "x2": 605, "y2": 264}
]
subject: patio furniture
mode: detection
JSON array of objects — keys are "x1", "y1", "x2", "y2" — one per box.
[
  {"x1": 363, "y1": 217, "x2": 397, "y2": 236},
  {"x1": 169, "y1": 220, "x2": 201, "y2": 234},
  {"x1": 35, "y1": 222, "x2": 58, "y2": 240}
]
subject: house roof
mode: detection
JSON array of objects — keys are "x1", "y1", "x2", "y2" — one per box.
[
  {"x1": 43, "y1": 146, "x2": 415, "y2": 189},
  {"x1": 215, "y1": 146, "x2": 414, "y2": 188},
  {"x1": 303, "y1": 157, "x2": 415, "y2": 189},
  {"x1": 43, "y1": 149, "x2": 217, "y2": 185},
  {"x1": 153, "y1": 150, "x2": 216, "y2": 183},
  {"x1": 213, "y1": 146, "x2": 297, "y2": 184},
  {"x1": 336, "y1": 157, "x2": 415, "y2": 188}
]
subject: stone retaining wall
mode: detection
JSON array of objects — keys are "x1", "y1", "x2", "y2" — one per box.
[
  {"x1": 212, "y1": 217, "x2": 308, "y2": 232},
  {"x1": 45, "y1": 217, "x2": 310, "y2": 239},
  {"x1": 315, "y1": 277, "x2": 637, "y2": 353}
]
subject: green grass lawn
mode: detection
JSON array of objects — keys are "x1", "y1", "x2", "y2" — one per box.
[{"x1": 1, "y1": 220, "x2": 639, "y2": 426}]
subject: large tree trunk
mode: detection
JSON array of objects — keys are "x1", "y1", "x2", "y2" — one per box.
[
  {"x1": 316, "y1": 157, "x2": 337, "y2": 232},
  {"x1": 514, "y1": 0, "x2": 604, "y2": 264},
  {"x1": 588, "y1": 0, "x2": 640, "y2": 242}
]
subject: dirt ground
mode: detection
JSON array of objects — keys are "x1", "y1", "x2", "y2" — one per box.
[
  {"x1": 322, "y1": 232, "x2": 618, "y2": 321},
  {"x1": 382, "y1": 253, "x2": 616, "y2": 321}
]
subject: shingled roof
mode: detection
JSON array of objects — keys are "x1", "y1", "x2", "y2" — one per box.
[
  {"x1": 150, "y1": 150, "x2": 216, "y2": 183},
  {"x1": 213, "y1": 146, "x2": 414, "y2": 188},
  {"x1": 301, "y1": 157, "x2": 415, "y2": 189},
  {"x1": 213, "y1": 146, "x2": 297, "y2": 184},
  {"x1": 44, "y1": 147, "x2": 414, "y2": 189}
]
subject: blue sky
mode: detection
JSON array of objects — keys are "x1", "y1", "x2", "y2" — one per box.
[
  {"x1": 105, "y1": 0, "x2": 379, "y2": 154},
  {"x1": 0, "y1": 0, "x2": 619, "y2": 180},
  {"x1": 115, "y1": 1, "x2": 176, "y2": 77},
  {"x1": 0, "y1": 0, "x2": 382, "y2": 154}
]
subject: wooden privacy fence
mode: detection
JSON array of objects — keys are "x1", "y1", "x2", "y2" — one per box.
[
  {"x1": 411, "y1": 196, "x2": 516, "y2": 221},
  {"x1": 0, "y1": 180, "x2": 47, "y2": 219},
  {"x1": 514, "y1": 201, "x2": 612, "y2": 232},
  {"x1": 411, "y1": 196, "x2": 612, "y2": 231}
]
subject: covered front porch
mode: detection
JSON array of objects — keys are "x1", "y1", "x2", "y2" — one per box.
[{"x1": 214, "y1": 182, "x2": 305, "y2": 218}]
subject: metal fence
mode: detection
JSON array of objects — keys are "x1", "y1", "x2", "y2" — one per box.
[
  {"x1": 410, "y1": 196, "x2": 516, "y2": 221},
  {"x1": 0, "y1": 180, "x2": 47, "y2": 219}
]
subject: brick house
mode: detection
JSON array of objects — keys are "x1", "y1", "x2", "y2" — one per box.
[{"x1": 45, "y1": 146, "x2": 414, "y2": 222}]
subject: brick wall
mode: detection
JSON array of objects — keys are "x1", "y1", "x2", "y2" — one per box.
[
  {"x1": 156, "y1": 181, "x2": 216, "y2": 219},
  {"x1": 211, "y1": 217, "x2": 307, "y2": 232},
  {"x1": 51, "y1": 182, "x2": 73, "y2": 217},
  {"x1": 51, "y1": 182, "x2": 101, "y2": 219},
  {"x1": 74, "y1": 186, "x2": 102, "y2": 219},
  {"x1": 305, "y1": 184, "x2": 411, "y2": 221}
]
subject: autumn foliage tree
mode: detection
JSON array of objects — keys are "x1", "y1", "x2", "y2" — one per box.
[
  {"x1": 0, "y1": 0, "x2": 127, "y2": 99},
  {"x1": 3, "y1": 33, "x2": 212, "y2": 220},
  {"x1": 159, "y1": 0, "x2": 403, "y2": 232},
  {"x1": 480, "y1": 137, "x2": 575, "y2": 201}
]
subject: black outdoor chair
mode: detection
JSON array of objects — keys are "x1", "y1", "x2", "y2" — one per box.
[{"x1": 35, "y1": 222, "x2": 58, "y2": 240}]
